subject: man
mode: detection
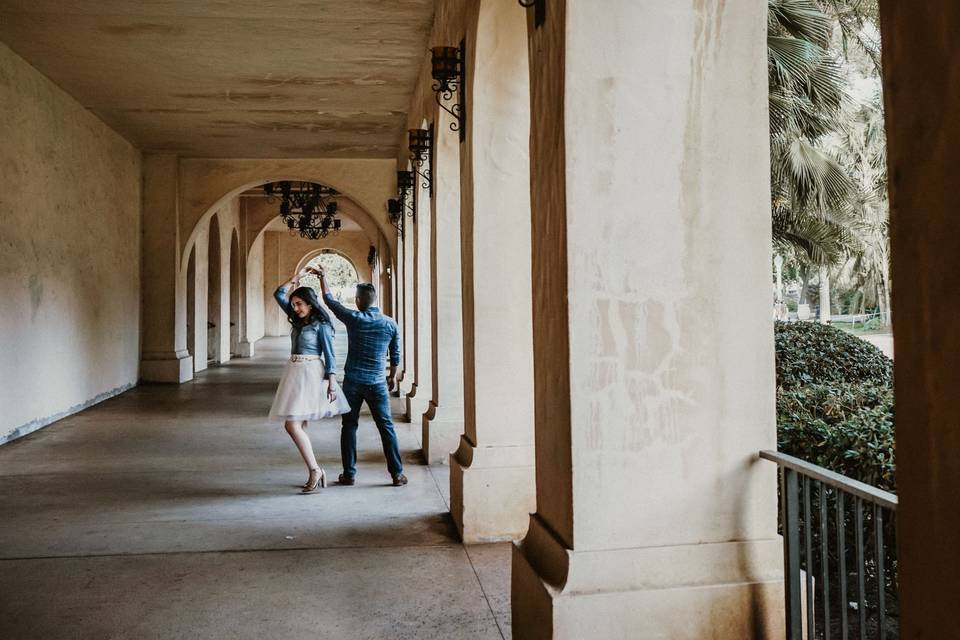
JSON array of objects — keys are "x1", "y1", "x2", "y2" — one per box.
[{"x1": 317, "y1": 269, "x2": 406, "y2": 486}]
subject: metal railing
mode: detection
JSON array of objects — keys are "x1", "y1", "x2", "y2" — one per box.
[{"x1": 761, "y1": 450, "x2": 898, "y2": 640}]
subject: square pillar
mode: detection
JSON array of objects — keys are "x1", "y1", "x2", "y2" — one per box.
[
  {"x1": 422, "y1": 110, "x2": 466, "y2": 465},
  {"x1": 450, "y1": 0, "x2": 536, "y2": 543},
  {"x1": 511, "y1": 1, "x2": 784, "y2": 637},
  {"x1": 404, "y1": 188, "x2": 433, "y2": 422},
  {"x1": 140, "y1": 153, "x2": 193, "y2": 383}
]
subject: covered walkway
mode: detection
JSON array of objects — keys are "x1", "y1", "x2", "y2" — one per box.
[{"x1": 0, "y1": 338, "x2": 510, "y2": 639}]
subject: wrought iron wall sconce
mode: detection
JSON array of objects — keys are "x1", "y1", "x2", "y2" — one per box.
[
  {"x1": 397, "y1": 169, "x2": 416, "y2": 219},
  {"x1": 430, "y1": 41, "x2": 466, "y2": 142},
  {"x1": 387, "y1": 198, "x2": 404, "y2": 237},
  {"x1": 408, "y1": 126, "x2": 434, "y2": 198},
  {"x1": 518, "y1": 0, "x2": 545, "y2": 28}
]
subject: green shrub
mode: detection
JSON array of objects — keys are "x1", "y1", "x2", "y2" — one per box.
[
  {"x1": 777, "y1": 383, "x2": 895, "y2": 491},
  {"x1": 775, "y1": 321, "x2": 892, "y2": 389},
  {"x1": 775, "y1": 321, "x2": 895, "y2": 491}
]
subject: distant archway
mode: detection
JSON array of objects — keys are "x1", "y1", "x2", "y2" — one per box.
[{"x1": 297, "y1": 251, "x2": 360, "y2": 303}]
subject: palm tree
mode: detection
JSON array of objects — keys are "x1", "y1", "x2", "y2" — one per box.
[{"x1": 768, "y1": 0, "x2": 862, "y2": 269}]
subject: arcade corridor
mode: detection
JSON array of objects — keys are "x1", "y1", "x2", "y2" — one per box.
[{"x1": 0, "y1": 339, "x2": 511, "y2": 639}]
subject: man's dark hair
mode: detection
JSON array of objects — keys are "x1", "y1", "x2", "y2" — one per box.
[{"x1": 356, "y1": 283, "x2": 376, "y2": 297}]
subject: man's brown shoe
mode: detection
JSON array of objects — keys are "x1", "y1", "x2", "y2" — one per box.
[
  {"x1": 338, "y1": 474, "x2": 355, "y2": 486},
  {"x1": 392, "y1": 474, "x2": 408, "y2": 487}
]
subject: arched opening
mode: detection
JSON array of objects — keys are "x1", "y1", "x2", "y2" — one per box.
[
  {"x1": 206, "y1": 215, "x2": 222, "y2": 366},
  {"x1": 298, "y1": 250, "x2": 360, "y2": 303},
  {"x1": 178, "y1": 176, "x2": 394, "y2": 362},
  {"x1": 229, "y1": 230, "x2": 242, "y2": 357}
]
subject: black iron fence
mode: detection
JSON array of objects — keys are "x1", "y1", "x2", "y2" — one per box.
[{"x1": 761, "y1": 450, "x2": 898, "y2": 640}]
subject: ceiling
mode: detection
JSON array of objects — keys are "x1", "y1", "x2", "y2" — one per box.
[{"x1": 0, "y1": 1, "x2": 435, "y2": 158}]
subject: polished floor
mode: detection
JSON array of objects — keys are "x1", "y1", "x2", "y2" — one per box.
[{"x1": 0, "y1": 338, "x2": 511, "y2": 640}]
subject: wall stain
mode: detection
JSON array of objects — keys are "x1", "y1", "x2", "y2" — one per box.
[{"x1": 28, "y1": 273, "x2": 43, "y2": 322}]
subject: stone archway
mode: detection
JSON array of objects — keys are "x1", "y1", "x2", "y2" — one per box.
[
  {"x1": 296, "y1": 247, "x2": 363, "y2": 284},
  {"x1": 180, "y1": 177, "x2": 394, "y2": 362}
]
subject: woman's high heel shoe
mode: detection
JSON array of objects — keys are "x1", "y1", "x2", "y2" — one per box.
[{"x1": 301, "y1": 468, "x2": 326, "y2": 493}]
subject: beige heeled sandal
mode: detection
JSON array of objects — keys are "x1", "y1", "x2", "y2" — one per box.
[{"x1": 301, "y1": 468, "x2": 326, "y2": 493}]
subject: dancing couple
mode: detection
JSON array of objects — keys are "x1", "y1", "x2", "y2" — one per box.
[{"x1": 268, "y1": 266, "x2": 406, "y2": 492}]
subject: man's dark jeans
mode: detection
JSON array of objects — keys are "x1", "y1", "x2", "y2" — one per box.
[{"x1": 340, "y1": 379, "x2": 403, "y2": 478}]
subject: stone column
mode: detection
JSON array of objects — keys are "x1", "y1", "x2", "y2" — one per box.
[
  {"x1": 878, "y1": 2, "x2": 960, "y2": 635},
  {"x1": 405, "y1": 184, "x2": 433, "y2": 421},
  {"x1": 511, "y1": 2, "x2": 784, "y2": 638},
  {"x1": 391, "y1": 237, "x2": 405, "y2": 397},
  {"x1": 451, "y1": 0, "x2": 536, "y2": 543},
  {"x1": 262, "y1": 231, "x2": 284, "y2": 337},
  {"x1": 140, "y1": 153, "x2": 193, "y2": 383},
  {"x1": 192, "y1": 226, "x2": 209, "y2": 373},
  {"x1": 235, "y1": 202, "x2": 254, "y2": 357},
  {"x1": 422, "y1": 113, "x2": 465, "y2": 464},
  {"x1": 398, "y1": 227, "x2": 417, "y2": 399}
]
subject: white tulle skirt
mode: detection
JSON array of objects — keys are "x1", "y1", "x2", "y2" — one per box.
[{"x1": 269, "y1": 356, "x2": 352, "y2": 422}]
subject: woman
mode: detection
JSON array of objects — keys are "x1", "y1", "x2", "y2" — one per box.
[{"x1": 269, "y1": 267, "x2": 351, "y2": 492}]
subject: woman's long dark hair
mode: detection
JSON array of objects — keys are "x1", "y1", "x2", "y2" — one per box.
[{"x1": 288, "y1": 286, "x2": 333, "y2": 330}]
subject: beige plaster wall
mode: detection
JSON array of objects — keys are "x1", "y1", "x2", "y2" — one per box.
[
  {"x1": 0, "y1": 42, "x2": 141, "y2": 443},
  {"x1": 246, "y1": 233, "x2": 265, "y2": 344}
]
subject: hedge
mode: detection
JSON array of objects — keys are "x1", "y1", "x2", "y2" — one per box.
[{"x1": 774, "y1": 321, "x2": 895, "y2": 491}]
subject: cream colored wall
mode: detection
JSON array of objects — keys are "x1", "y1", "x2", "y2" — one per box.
[
  {"x1": 246, "y1": 234, "x2": 265, "y2": 343},
  {"x1": 0, "y1": 43, "x2": 141, "y2": 444}
]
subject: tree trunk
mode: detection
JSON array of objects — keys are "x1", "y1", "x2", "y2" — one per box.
[
  {"x1": 799, "y1": 266, "x2": 810, "y2": 304},
  {"x1": 818, "y1": 266, "x2": 831, "y2": 324},
  {"x1": 881, "y1": 267, "x2": 892, "y2": 327}
]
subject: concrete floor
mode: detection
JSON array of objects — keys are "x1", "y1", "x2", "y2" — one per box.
[{"x1": 0, "y1": 338, "x2": 511, "y2": 640}]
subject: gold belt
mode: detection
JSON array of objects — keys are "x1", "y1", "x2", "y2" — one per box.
[{"x1": 290, "y1": 354, "x2": 320, "y2": 362}]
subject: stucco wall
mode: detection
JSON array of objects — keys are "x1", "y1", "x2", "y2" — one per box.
[
  {"x1": 246, "y1": 234, "x2": 265, "y2": 343},
  {"x1": 0, "y1": 43, "x2": 141, "y2": 444}
]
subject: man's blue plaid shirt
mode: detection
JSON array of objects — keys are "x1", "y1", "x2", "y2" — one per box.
[{"x1": 323, "y1": 293, "x2": 400, "y2": 385}]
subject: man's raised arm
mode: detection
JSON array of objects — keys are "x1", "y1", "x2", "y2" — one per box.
[{"x1": 312, "y1": 267, "x2": 358, "y2": 324}]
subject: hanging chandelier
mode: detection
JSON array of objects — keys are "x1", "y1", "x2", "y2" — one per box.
[{"x1": 262, "y1": 181, "x2": 342, "y2": 240}]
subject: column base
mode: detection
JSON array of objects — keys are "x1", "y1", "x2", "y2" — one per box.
[
  {"x1": 449, "y1": 436, "x2": 535, "y2": 543},
  {"x1": 403, "y1": 386, "x2": 430, "y2": 424},
  {"x1": 235, "y1": 340, "x2": 254, "y2": 358},
  {"x1": 141, "y1": 351, "x2": 194, "y2": 383},
  {"x1": 421, "y1": 402, "x2": 464, "y2": 465},
  {"x1": 511, "y1": 515, "x2": 785, "y2": 640}
]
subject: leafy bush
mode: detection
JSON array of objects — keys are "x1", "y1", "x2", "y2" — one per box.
[
  {"x1": 775, "y1": 321, "x2": 895, "y2": 491},
  {"x1": 777, "y1": 383, "x2": 895, "y2": 491},
  {"x1": 775, "y1": 321, "x2": 892, "y2": 389}
]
